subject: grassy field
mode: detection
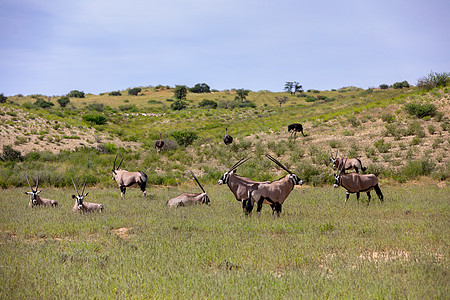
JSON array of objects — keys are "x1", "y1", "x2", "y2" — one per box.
[{"x1": 0, "y1": 183, "x2": 448, "y2": 298}]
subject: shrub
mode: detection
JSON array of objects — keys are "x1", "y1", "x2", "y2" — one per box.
[
  {"x1": 347, "y1": 116, "x2": 360, "y2": 127},
  {"x1": 67, "y1": 90, "x2": 85, "y2": 98},
  {"x1": 404, "y1": 102, "x2": 437, "y2": 118},
  {"x1": 379, "y1": 84, "x2": 389, "y2": 89},
  {"x1": 82, "y1": 113, "x2": 107, "y2": 125},
  {"x1": 374, "y1": 139, "x2": 391, "y2": 153},
  {"x1": 392, "y1": 81, "x2": 410, "y2": 89},
  {"x1": 119, "y1": 104, "x2": 138, "y2": 112},
  {"x1": 381, "y1": 113, "x2": 395, "y2": 123},
  {"x1": 57, "y1": 96, "x2": 70, "y2": 107},
  {"x1": 230, "y1": 100, "x2": 256, "y2": 109},
  {"x1": 0, "y1": 93, "x2": 7, "y2": 103},
  {"x1": 171, "y1": 130, "x2": 198, "y2": 147},
  {"x1": 198, "y1": 99, "x2": 217, "y2": 109},
  {"x1": 401, "y1": 158, "x2": 435, "y2": 178},
  {"x1": 417, "y1": 71, "x2": 450, "y2": 90},
  {"x1": 1, "y1": 145, "x2": 22, "y2": 161},
  {"x1": 33, "y1": 98, "x2": 54, "y2": 108},
  {"x1": 406, "y1": 121, "x2": 425, "y2": 138},
  {"x1": 170, "y1": 99, "x2": 187, "y2": 110},
  {"x1": 128, "y1": 88, "x2": 141, "y2": 96},
  {"x1": 190, "y1": 83, "x2": 210, "y2": 93},
  {"x1": 305, "y1": 96, "x2": 316, "y2": 102},
  {"x1": 85, "y1": 103, "x2": 105, "y2": 112},
  {"x1": 109, "y1": 91, "x2": 122, "y2": 96}
]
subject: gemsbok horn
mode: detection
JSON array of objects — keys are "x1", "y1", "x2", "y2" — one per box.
[
  {"x1": 24, "y1": 175, "x2": 58, "y2": 207},
  {"x1": 330, "y1": 148, "x2": 367, "y2": 173},
  {"x1": 333, "y1": 158, "x2": 383, "y2": 205},
  {"x1": 71, "y1": 178, "x2": 104, "y2": 213},
  {"x1": 246, "y1": 154, "x2": 303, "y2": 217},
  {"x1": 166, "y1": 171, "x2": 210, "y2": 207},
  {"x1": 112, "y1": 155, "x2": 148, "y2": 197}
]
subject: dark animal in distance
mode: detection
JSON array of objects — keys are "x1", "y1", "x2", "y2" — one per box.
[
  {"x1": 224, "y1": 128, "x2": 233, "y2": 145},
  {"x1": 111, "y1": 156, "x2": 148, "y2": 197},
  {"x1": 288, "y1": 123, "x2": 307, "y2": 138},
  {"x1": 24, "y1": 175, "x2": 58, "y2": 207},
  {"x1": 330, "y1": 149, "x2": 367, "y2": 173},
  {"x1": 246, "y1": 155, "x2": 303, "y2": 217},
  {"x1": 166, "y1": 171, "x2": 210, "y2": 207},
  {"x1": 71, "y1": 178, "x2": 104, "y2": 212},
  {"x1": 333, "y1": 158, "x2": 383, "y2": 205},
  {"x1": 155, "y1": 133, "x2": 164, "y2": 152}
]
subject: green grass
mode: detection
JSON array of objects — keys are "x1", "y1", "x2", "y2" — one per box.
[{"x1": 0, "y1": 183, "x2": 448, "y2": 298}]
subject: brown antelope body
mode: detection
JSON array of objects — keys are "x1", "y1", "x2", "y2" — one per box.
[
  {"x1": 334, "y1": 158, "x2": 383, "y2": 205},
  {"x1": 24, "y1": 175, "x2": 58, "y2": 207},
  {"x1": 246, "y1": 155, "x2": 303, "y2": 217},
  {"x1": 72, "y1": 178, "x2": 104, "y2": 213},
  {"x1": 330, "y1": 149, "x2": 367, "y2": 173},
  {"x1": 167, "y1": 171, "x2": 210, "y2": 208},
  {"x1": 112, "y1": 156, "x2": 148, "y2": 197}
]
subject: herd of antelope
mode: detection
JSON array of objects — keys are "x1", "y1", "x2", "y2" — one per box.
[{"x1": 23, "y1": 123, "x2": 383, "y2": 216}]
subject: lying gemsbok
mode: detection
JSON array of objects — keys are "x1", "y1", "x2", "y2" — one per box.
[
  {"x1": 166, "y1": 171, "x2": 210, "y2": 207},
  {"x1": 333, "y1": 158, "x2": 383, "y2": 205},
  {"x1": 71, "y1": 178, "x2": 104, "y2": 213},
  {"x1": 112, "y1": 155, "x2": 148, "y2": 197},
  {"x1": 218, "y1": 157, "x2": 259, "y2": 213},
  {"x1": 24, "y1": 175, "x2": 58, "y2": 207},
  {"x1": 246, "y1": 155, "x2": 303, "y2": 217},
  {"x1": 330, "y1": 149, "x2": 367, "y2": 173}
]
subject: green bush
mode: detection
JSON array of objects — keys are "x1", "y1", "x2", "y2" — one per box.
[
  {"x1": 34, "y1": 98, "x2": 54, "y2": 108},
  {"x1": 381, "y1": 113, "x2": 395, "y2": 123},
  {"x1": 109, "y1": 91, "x2": 122, "y2": 96},
  {"x1": 128, "y1": 88, "x2": 141, "y2": 96},
  {"x1": 404, "y1": 102, "x2": 437, "y2": 118},
  {"x1": 406, "y1": 121, "x2": 425, "y2": 138},
  {"x1": 401, "y1": 158, "x2": 435, "y2": 178},
  {"x1": 119, "y1": 104, "x2": 138, "y2": 112},
  {"x1": 171, "y1": 130, "x2": 198, "y2": 147},
  {"x1": 170, "y1": 99, "x2": 188, "y2": 110},
  {"x1": 374, "y1": 139, "x2": 391, "y2": 153},
  {"x1": 1, "y1": 145, "x2": 22, "y2": 161},
  {"x1": 417, "y1": 71, "x2": 449, "y2": 90},
  {"x1": 67, "y1": 90, "x2": 85, "y2": 98},
  {"x1": 57, "y1": 96, "x2": 70, "y2": 107},
  {"x1": 392, "y1": 81, "x2": 410, "y2": 89},
  {"x1": 82, "y1": 113, "x2": 107, "y2": 125},
  {"x1": 85, "y1": 103, "x2": 105, "y2": 112},
  {"x1": 198, "y1": 99, "x2": 217, "y2": 109},
  {"x1": 0, "y1": 93, "x2": 7, "y2": 103}
]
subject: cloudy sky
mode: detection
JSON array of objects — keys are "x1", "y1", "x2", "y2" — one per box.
[{"x1": 1, "y1": 0, "x2": 449, "y2": 96}]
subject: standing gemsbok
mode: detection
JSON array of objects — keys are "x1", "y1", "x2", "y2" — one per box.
[
  {"x1": 71, "y1": 178, "x2": 104, "y2": 213},
  {"x1": 112, "y1": 155, "x2": 148, "y2": 197},
  {"x1": 218, "y1": 157, "x2": 260, "y2": 212},
  {"x1": 166, "y1": 171, "x2": 210, "y2": 207},
  {"x1": 246, "y1": 155, "x2": 303, "y2": 217},
  {"x1": 333, "y1": 158, "x2": 383, "y2": 205},
  {"x1": 24, "y1": 175, "x2": 58, "y2": 207},
  {"x1": 330, "y1": 149, "x2": 367, "y2": 173}
]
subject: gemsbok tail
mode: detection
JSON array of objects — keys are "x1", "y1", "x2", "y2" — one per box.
[{"x1": 374, "y1": 184, "x2": 383, "y2": 202}]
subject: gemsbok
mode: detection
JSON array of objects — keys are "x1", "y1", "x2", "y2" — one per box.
[
  {"x1": 333, "y1": 158, "x2": 383, "y2": 205},
  {"x1": 71, "y1": 178, "x2": 104, "y2": 213},
  {"x1": 112, "y1": 155, "x2": 148, "y2": 197},
  {"x1": 155, "y1": 133, "x2": 164, "y2": 152},
  {"x1": 330, "y1": 149, "x2": 367, "y2": 173},
  {"x1": 223, "y1": 128, "x2": 233, "y2": 145},
  {"x1": 166, "y1": 171, "x2": 210, "y2": 207},
  {"x1": 218, "y1": 157, "x2": 260, "y2": 212},
  {"x1": 288, "y1": 123, "x2": 307, "y2": 138},
  {"x1": 24, "y1": 175, "x2": 58, "y2": 207},
  {"x1": 246, "y1": 154, "x2": 303, "y2": 217}
]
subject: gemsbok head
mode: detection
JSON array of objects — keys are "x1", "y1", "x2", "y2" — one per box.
[
  {"x1": 112, "y1": 155, "x2": 148, "y2": 197},
  {"x1": 24, "y1": 175, "x2": 58, "y2": 207},
  {"x1": 166, "y1": 171, "x2": 210, "y2": 207},
  {"x1": 246, "y1": 154, "x2": 303, "y2": 217},
  {"x1": 330, "y1": 148, "x2": 367, "y2": 173},
  {"x1": 333, "y1": 158, "x2": 383, "y2": 205},
  {"x1": 71, "y1": 178, "x2": 104, "y2": 213}
]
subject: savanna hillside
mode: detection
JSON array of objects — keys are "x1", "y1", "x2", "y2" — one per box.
[{"x1": 0, "y1": 74, "x2": 449, "y2": 189}]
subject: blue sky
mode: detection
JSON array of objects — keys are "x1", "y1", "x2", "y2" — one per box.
[{"x1": 1, "y1": 0, "x2": 449, "y2": 96}]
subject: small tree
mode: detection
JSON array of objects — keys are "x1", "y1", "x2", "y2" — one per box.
[
  {"x1": 379, "y1": 84, "x2": 389, "y2": 89},
  {"x1": 57, "y1": 96, "x2": 70, "y2": 107},
  {"x1": 170, "y1": 99, "x2": 187, "y2": 110},
  {"x1": 174, "y1": 85, "x2": 188, "y2": 100},
  {"x1": 275, "y1": 96, "x2": 288, "y2": 107},
  {"x1": 235, "y1": 89, "x2": 250, "y2": 101},
  {"x1": 128, "y1": 88, "x2": 141, "y2": 96},
  {"x1": 109, "y1": 91, "x2": 122, "y2": 96},
  {"x1": 294, "y1": 82, "x2": 303, "y2": 94},
  {"x1": 0, "y1": 93, "x2": 7, "y2": 103},
  {"x1": 284, "y1": 82, "x2": 293, "y2": 94},
  {"x1": 190, "y1": 83, "x2": 210, "y2": 93},
  {"x1": 34, "y1": 98, "x2": 54, "y2": 108},
  {"x1": 392, "y1": 81, "x2": 410, "y2": 89},
  {"x1": 171, "y1": 130, "x2": 198, "y2": 147},
  {"x1": 198, "y1": 99, "x2": 217, "y2": 109},
  {"x1": 68, "y1": 90, "x2": 85, "y2": 98}
]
